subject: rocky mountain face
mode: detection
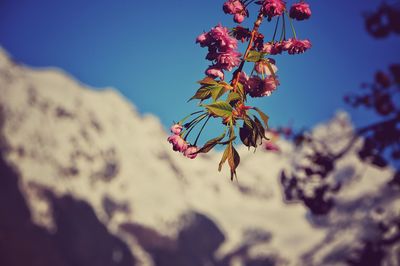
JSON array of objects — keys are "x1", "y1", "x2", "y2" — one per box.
[{"x1": 0, "y1": 48, "x2": 398, "y2": 266}]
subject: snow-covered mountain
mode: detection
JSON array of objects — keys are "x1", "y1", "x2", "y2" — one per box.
[{"x1": 0, "y1": 48, "x2": 398, "y2": 266}]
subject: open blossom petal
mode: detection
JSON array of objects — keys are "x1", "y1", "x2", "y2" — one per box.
[
  {"x1": 217, "y1": 51, "x2": 241, "y2": 71},
  {"x1": 184, "y1": 146, "x2": 199, "y2": 159},
  {"x1": 168, "y1": 135, "x2": 188, "y2": 153},
  {"x1": 197, "y1": 24, "x2": 242, "y2": 78},
  {"x1": 289, "y1": 2, "x2": 311, "y2": 21},
  {"x1": 262, "y1": 76, "x2": 279, "y2": 96},
  {"x1": 209, "y1": 25, "x2": 238, "y2": 50},
  {"x1": 261, "y1": 42, "x2": 284, "y2": 55},
  {"x1": 283, "y1": 38, "x2": 312, "y2": 54},
  {"x1": 245, "y1": 75, "x2": 279, "y2": 97},
  {"x1": 223, "y1": 0, "x2": 244, "y2": 14},
  {"x1": 196, "y1": 33, "x2": 212, "y2": 47},
  {"x1": 261, "y1": 0, "x2": 286, "y2": 20}
]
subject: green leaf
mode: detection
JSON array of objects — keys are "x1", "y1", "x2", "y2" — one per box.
[
  {"x1": 228, "y1": 144, "x2": 240, "y2": 181},
  {"x1": 189, "y1": 86, "x2": 212, "y2": 101},
  {"x1": 226, "y1": 92, "x2": 241, "y2": 103},
  {"x1": 253, "y1": 107, "x2": 270, "y2": 129},
  {"x1": 196, "y1": 131, "x2": 226, "y2": 154},
  {"x1": 197, "y1": 77, "x2": 218, "y2": 85},
  {"x1": 240, "y1": 123, "x2": 256, "y2": 148},
  {"x1": 211, "y1": 85, "x2": 228, "y2": 101},
  {"x1": 235, "y1": 82, "x2": 246, "y2": 101},
  {"x1": 204, "y1": 101, "x2": 233, "y2": 118},
  {"x1": 245, "y1": 50, "x2": 263, "y2": 62},
  {"x1": 243, "y1": 115, "x2": 254, "y2": 130},
  {"x1": 253, "y1": 116, "x2": 267, "y2": 141},
  {"x1": 218, "y1": 144, "x2": 230, "y2": 172},
  {"x1": 219, "y1": 81, "x2": 233, "y2": 90}
]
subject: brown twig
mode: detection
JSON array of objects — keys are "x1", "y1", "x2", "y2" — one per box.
[{"x1": 231, "y1": 10, "x2": 265, "y2": 92}]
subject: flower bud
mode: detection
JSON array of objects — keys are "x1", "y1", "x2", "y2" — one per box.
[
  {"x1": 170, "y1": 124, "x2": 183, "y2": 135},
  {"x1": 184, "y1": 146, "x2": 199, "y2": 159},
  {"x1": 234, "y1": 13, "x2": 245, "y2": 23}
]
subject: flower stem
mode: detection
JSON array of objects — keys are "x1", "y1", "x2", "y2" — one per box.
[
  {"x1": 194, "y1": 115, "x2": 212, "y2": 146},
  {"x1": 182, "y1": 113, "x2": 208, "y2": 140},
  {"x1": 287, "y1": 12, "x2": 297, "y2": 39},
  {"x1": 184, "y1": 112, "x2": 207, "y2": 128},
  {"x1": 280, "y1": 14, "x2": 286, "y2": 41},
  {"x1": 178, "y1": 110, "x2": 205, "y2": 124},
  {"x1": 272, "y1": 16, "x2": 280, "y2": 43}
]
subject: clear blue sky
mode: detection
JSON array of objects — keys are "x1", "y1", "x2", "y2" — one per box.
[{"x1": 0, "y1": 0, "x2": 399, "y2": 134}]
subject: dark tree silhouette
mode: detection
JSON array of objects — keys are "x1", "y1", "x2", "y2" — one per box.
[{"x1": 279, "y1": 2, "x2": 400, "y2": 265}]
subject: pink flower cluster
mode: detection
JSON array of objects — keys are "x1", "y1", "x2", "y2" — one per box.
[
  {"x1": 260, "y1": 0, "x2": 286, "y2": 21},
  {"x1": 262, "y1": 39, "x2": 311, "y2": 55},
  {"x1": 223, "y1": 0, "x2": 247, "y2": 23},
  {"x1": 289, "y1": 2, "x2": 311, "y2": 21},
  {"x1": 196, "y1": 25, "x2": 242, "y2": 80},
  {"x1": 283, "y1": 38, "x2": 312, "y2": 54},
  {"x1": 239, "y1": 72, "x2": 280, "y2": 97},
  {"x1": 167, "y1": 124, "x2": 199, "y2": 159}
]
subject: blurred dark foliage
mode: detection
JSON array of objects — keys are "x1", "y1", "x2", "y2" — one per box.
[
  {"x1": 281, "y1": 0, "x2": 400, "y2": 214},
  {"x1": 279, "y1": 1, "x2": 400, "y2": 265},
  {"x1": 365, "y1": 2, "x2": 400, "y2": 38}
]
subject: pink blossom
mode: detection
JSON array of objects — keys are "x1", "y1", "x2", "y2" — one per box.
[
  {"x1": 223, "y1": 0, "x2": 244, "y2": 14},
  {"x1": 196, "y1": 33, "x2": 212, "y2": 47},
  {"x1": 264, "y1": 141, "x2": 280, "y2": 152},
  {"x1": 234, "y1": 13, "x2": 245, "y2": 23},
  {"x1": 197, "y1": 25, "x2": 242, "y2": 75},
  {"x1": 262, "y1": 76, "x2": 279, "y2": 96},
  {"x1": 209, "y1": 25, "x2": 238, "y2": 50},
  {"x1": 184, "y1": 146, "x2": 199, "y2": 159},
  {"x1": 261, "y1": 0, "x2": 286, "y2": 21},
  {"x1": 223, "y1": 0, "x2": 247, "y2": 23},
  {"x1": 170, "y1": 124, "x2": 183, "y2": 135},
  {"x1": 245, "y1": 75, "x2": 279, "y2": 97},
  {"x1": 289, "y1": 2, "x2": 311, "y2": 21},
  {"x1": 217, "y1": 51, "x2": 242, "y2": 71},
  {"x1": 168, "y1": 135, "x2": 188, "y2": 153},
  {"x1": 283, "y1": 38, "x2": 312, "y2": 54},
  {"x1": 261, "y1": 42, "x2": 284, "y2": 55},
  {"x1": 247, "y1": 75, "x2": 263, "y2": 96},
  {"x1": 206, "y1": 66, "x2": 225, "y2": 80}
]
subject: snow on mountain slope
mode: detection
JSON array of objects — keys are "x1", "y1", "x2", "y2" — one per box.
[{"x1": 0, "y1": 48, "x2": 398, "y2": 266}]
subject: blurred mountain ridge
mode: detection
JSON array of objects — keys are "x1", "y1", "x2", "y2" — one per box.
[{"x1": 0, "y1": 48, "x2": 398, "y2": 266}]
